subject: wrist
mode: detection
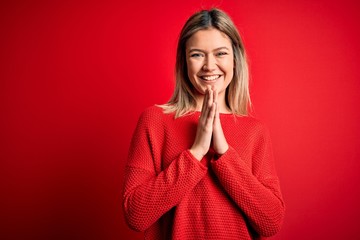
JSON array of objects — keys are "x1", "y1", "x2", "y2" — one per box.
[
  {"x1": 189, "y1": 148, "x2": 205, "y2": 161},
  {"x1": 215, "y1": 144, "x2": 229, "y2": 156}
]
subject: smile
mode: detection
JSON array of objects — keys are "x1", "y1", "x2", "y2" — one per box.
[{"x1": 199, "y1": 75, "x2": 221, "y2": 81}]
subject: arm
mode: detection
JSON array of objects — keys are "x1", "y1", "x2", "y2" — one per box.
[
  {"x1": 122, "y1": 110, "x2": 207, "y2": 232},
  {"x1": 210, "y1": 127, "x2": 285, "y2": 237}
]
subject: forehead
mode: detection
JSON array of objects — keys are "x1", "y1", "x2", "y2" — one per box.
[{"x1": 186, "y1": 28, "x2": 232, "y2": 50}]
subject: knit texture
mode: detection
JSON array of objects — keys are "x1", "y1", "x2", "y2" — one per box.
[{"x1": 123, "y1": 106, "x2": 285, "y2": 240}]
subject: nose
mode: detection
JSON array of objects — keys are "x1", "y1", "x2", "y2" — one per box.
[{"x1": 203, "y1": 55, "x2": 216, "y2": 71}]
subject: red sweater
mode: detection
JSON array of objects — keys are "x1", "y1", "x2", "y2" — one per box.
[{"x1": 123, "y1": 106, "x2": 285, "y2": 240}]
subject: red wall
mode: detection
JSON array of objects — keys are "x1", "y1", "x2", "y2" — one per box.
[{"x1": 1, "y1": 1, "x2": 359, "y2": 239}]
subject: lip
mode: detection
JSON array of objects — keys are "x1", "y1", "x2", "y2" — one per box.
[{"x1": 198, "y1": 74, "x2": 222, "y2": 81}]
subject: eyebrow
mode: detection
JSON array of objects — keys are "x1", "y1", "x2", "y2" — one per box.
[{"x1": 188, "y1": 47, "x2": 230, "y2": 53}]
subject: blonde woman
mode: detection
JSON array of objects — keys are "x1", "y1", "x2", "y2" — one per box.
[{"x1": 123, "y1": 8, "x2": 285, "y2": 240}]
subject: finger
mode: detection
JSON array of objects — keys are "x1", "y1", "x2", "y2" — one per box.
[
  {"x1": 214, "y1": 98, "x2": 220, "y2": 122},
  {"x1": 203, "y1": 88, "x2": 212, "y2": 116},
  {"x1": 203, "y1": 89, "x2": 213, "y2": 123},
  {"x1": 203, "y1": 90, "x2": 215, "y2": 127},
  {"x1": 208, "y1": 88, "x2": 213, "y2": 108},
  {"x1": 208, "y1": 102, "x2": 216, "y2": 124},
  {"x1": 213, "y1": 88, "x2": 218, "y2": 104},
  {"x1": 200, "y1": 88, "x2": 209, "y2": 118},
  {"x1": 212, "y1": 89, "x2": 219, "y2": 120},
  {"x1": 203, "y1": 102, "x2": 215, "y2": 132}
]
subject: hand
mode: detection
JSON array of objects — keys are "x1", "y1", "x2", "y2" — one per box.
[
  {"x1": 212, "y1": 89, "x2": 229, "y2": 155},
  {"x1": 189, "y1": 87, "x2": 229, "y2": 160},
  {"x1": 189, "y1": 87, "x2": 216, "y2": 160}
]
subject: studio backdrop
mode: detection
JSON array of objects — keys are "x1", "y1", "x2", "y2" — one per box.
[{"x1": 1, "y1": 0, "x2": 359, "y2": 239}]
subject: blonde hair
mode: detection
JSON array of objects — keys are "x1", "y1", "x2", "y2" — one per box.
[{"x1": 159, "y1": 8, "x2": 251, "y2": 118}]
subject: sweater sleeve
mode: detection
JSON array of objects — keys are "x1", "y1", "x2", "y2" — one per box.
[
  {"x1": 210, "y1": 125, "x2": 285, "y2": 237},
  {"x1": 122, "y1": 109, "x2": 208, "y2": 232}
]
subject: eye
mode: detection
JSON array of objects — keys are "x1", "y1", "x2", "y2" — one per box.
[
  {"x1": 216, "y1": 51, "x2": 228, "y2": 57},
  {"x1": 190, "y1": 53, "x2": 203, "y2": 58}
]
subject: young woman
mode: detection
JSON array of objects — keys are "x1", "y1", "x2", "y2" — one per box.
[{"x1": 123, "y1": 8, "x2": 285, "y2": 240}]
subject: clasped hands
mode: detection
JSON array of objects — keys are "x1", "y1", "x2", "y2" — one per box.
[{"x1": 189, "y1": 87, "x2": 229, "y2": 160}]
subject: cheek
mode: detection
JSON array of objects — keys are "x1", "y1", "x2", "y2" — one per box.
[
  {"x1": 187, "y1": 60, "x2": 199, "y2": 72},
  {"x1": 226, "y1": 57, "x2": 234, "y2": 70},
  {"x1": 187, "y1": 61, "x2": 202, "y2": 80},
  {"x1": 187, "y1": 65, "x2": 195, "y2": 77},
  {"x1": 225, "y1": 59, "x2": 234, "y2": 77},
  {"x1": 186, "y1": 63, "x2": 197, "y2": 86}
]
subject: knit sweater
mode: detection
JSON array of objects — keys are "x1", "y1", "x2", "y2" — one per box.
[{"x1": 123, "y1": 106, "x2": 285, "y2": 240}]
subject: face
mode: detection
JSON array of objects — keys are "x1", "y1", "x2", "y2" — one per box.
[{"x1": 186, "y1": 28, "x2": 234, "y2": 98}]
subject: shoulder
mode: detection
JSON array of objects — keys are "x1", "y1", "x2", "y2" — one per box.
[
  {"x1": 231, "y1": 115, "x2": 268, "y2": 128},
  {"x1": 139, "y1": 105, "x2": 165, "y2": 121},
  {"x1": 136, "y1": 105, "x2": 173, "y2": 129},
  {"x1": 231, "y1": 115, "x2": 271, "y2": 136}
]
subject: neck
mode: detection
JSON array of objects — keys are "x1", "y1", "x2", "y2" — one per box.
[{"x1": 194, "y1": 93, "x2": 231, "y2": 114}]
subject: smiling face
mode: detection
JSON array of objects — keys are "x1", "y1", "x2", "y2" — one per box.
[{"x1": 186, "y1": 28, "x2": 234, "y2": 101}]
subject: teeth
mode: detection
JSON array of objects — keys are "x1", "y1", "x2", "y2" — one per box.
[{"x1": 202, "y1": 75, "x2": 220, "y2": 81}]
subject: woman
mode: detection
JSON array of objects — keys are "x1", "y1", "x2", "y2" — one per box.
[{"x1": 123, "y1": 8, "x2": 285, "y2": 240}]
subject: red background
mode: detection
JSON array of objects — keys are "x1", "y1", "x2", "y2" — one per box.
[{"x1": 1, "y1": 0, "x2": 359, "y2": 239}]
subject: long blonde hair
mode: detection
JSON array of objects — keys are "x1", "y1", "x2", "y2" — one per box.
[{"x1": 159, "y1": 8, "x2": 251, "y2": 118}]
